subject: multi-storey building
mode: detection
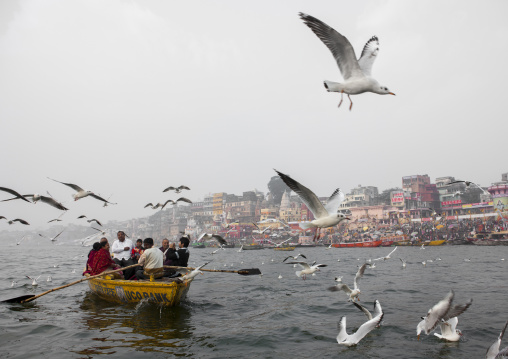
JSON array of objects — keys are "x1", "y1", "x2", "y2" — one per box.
[{"x1": 340, "y1": 185, "x2": 379, "y2": 210}]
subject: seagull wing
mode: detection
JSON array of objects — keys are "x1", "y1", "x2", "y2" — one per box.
[
  {"x1": 336, "y1": 316, "x2": 349, "y2": 343},
  {"x1": 48, "y1": 178, "x2": 84, "y2": 192},
  {"x1": 286, "y1": 261, "x2": 310, "y2": 270},
  {"x1": 163, "y1": 186, "x2": 176, "y2": 192},
  {"x1": 211, "y1": 234, "x2": 227, "y2": 245},
  {"x1": 13, "y1": 219, "x2": 30, "y2": 225},
  {"x1": 442, "y1": 299, "x2": 472, "y2": 321},
  {"x1": 39, "y1": 233, "x2": 49, "y2": 239},
  {"x1": 299, "y1": 13, "x2": 365, "y2": 80},
  {"x1": 354, "y1": 263, "x2": 368, "y2": 291},
  {"x1": 161, "y1": 199, "x2": 175, "y2": 210},
  {"x1": 39, "y1": 195, "x2": 68, "y2": 211},
  {"x1": 52, "y1": 230, "x2": 65, "y2": 241},
  {"x1": 88, "y1": 219, "x2": 102, "y2": 226},
  {"x1": 328, "y1": 283, "x2": 352, "y2": 294},
  {"x1": 386, "y1": 246, "x2": 398, "y2": 258},
  {"x1": 347, "y1": 309, "x2": 384, "y2": 344},
  {"x1": 89, "y1": 193, "x2": 111, "y2": 203},
  {"x1": 144, "y1": 203, "x2": 154, "y2": 208},
  {"x1": 357, "y1": 36, "x2": 379, "y2": 77},
  {"x1": 197, "y1": 233, "x2": 209, "y2": 241},
  {"x1": 178, "y1": 186, "x2": 190, "y2": 191},
  {"x1": 424, "y1": 290, "x2": 454, "y2": 335},
  {"x1": 486, "y1": 321, "x2": 508, "y2": 359},
  {"x1": 0, "y1": 187, "x2": 32, "y2": 203},
  {"x1": 324, "y1": 188, "x2": 345, "y2": 214},
  {"x1": 176, "y1": 197, "x2": 192, "y2": 204},
  {"x1": 275, "y1": 170, "x2": 328, "y2": 219},
  {"x1": 353, "y1": 302, "x2": 373, "y2": 320}
]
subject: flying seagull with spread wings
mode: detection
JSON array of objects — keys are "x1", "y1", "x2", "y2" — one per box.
[
  {"x1": 275, "y1": 170, "x2": 349, "y2": 241},
  {"x1": 336, "y1": 300, "x2": 384, "y2": 346},
  {"x1": 299, "y1": 12, "x2": 395, "y2": 110},
  {"x1": 48, "y1": 178, "x2": 115, "y2": 204},
  {"x1": 0, "y1": 187, "x2": 31, "y2": 203},
  {"x1": 163, "y1": 185, "x2": 190, "y2": 193},
  {"x1": 1, "y1": 193, "x2": 68, "y2": 210}
]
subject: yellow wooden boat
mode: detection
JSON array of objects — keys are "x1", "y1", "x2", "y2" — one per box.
[
  {"x1": 426, "y1": 239, "x2": 446, "y2": 246},
  {"x1": 273, "y1": 246, "x2": 295, "y2": 251},
  {"x1": 87, "y1": 276, "x2": 192, "y2": 306}
]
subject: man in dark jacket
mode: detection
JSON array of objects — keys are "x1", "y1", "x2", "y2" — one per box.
[{"x1": 165, "y1": 236, "x2": 190, "y2": 277}]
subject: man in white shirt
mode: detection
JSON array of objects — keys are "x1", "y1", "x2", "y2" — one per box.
[
  {"x1": 136, "y1": 237, "x2": 164, "y2": 280},
  {"x1": 112, "y1": 231, "x2": 135, "y2": 279}
]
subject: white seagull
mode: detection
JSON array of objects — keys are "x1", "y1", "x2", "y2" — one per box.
[
  {"x1": 336, "y1": 301, "x2": 384, "y2": 346},
  {"x1": 47, "y1": 276, "x2": 52, "y2": 282},
  {"x1": 373, "y1": 246, "x2": 397, "y2": 261},
  {"x1": 486, "y1": 321, "x2": 508, "y2": 359},
  {"x1": 399, "y1": 258, "x2": 407, "y2": 268},
  {"x1": 237, "y1": 245, "x2": 244, "y2": 253},
  {"x1": 198, "y1": 233, "x2": 227, "y2": 246},
  {"x1": 275, "y1": 170, "x2": 349, "y2": 241},
  {"x1": 16, "y1": 235, "x2": 27, "y2": 245},
  {"x1": 26, "y1": 275, "x2": 41, "y2": 286},
  {"x1": 285, "y1": 261, "x2": 327, "y2": 280},
  {"x1": 299, "y1": 13, "x2": 395, "y2": 111},
  {"x1": 282, "y1": 253, "x2": 307, "y2": 262},
  {"x1": 433, "y1": 299, "x2": 473, "y2": 341},
  {"x1": 176, "y1": 263, "x2": 209, "y2": 280},
  {"x1": 39, "y1": 229, "x2": 65, "y2": 242},
  {"x1": 328, "y1": 263, "x2": 368, "y2": 302},
  {"x1": 48, "y1": 178, "x2": 114, "y2": 204}
]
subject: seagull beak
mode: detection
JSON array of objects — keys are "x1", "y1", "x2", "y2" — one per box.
[{"x1": 389, "y1": 92, "x2": 396, "y2": 96}]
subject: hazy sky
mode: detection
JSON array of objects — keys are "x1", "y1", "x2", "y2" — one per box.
[{"x1": 1, "y1": 0, "x2": 507, "y2": 230}]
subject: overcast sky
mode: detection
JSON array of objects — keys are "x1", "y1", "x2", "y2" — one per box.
[{"x1": 1, "y1": 0, "x2": 507, "y2": 230}]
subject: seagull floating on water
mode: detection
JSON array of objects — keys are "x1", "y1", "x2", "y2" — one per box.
[
  {"x1": 299, "y1": 13, "x2": 395, "y2": 111},
  {"x1": 26, "y1": 275, "x2": 41, "y2": 286},
  {"x1": 47, "y1": 276, "x2": 52, "y2": 282},
  {"x1": 336, "y1": 300, "x2": 384, "y2": 346}
]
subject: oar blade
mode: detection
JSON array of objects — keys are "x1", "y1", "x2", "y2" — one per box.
[
  {"x1": 2, "y1": 295, "x2": 36, "y2": 303},
  {"x1": 237, "y1": 268, "x2": 262, "y2": 275}
]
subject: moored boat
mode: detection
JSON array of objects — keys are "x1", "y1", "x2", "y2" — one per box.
[
  {"x1": 241, "y1": 244, "x2": 264, "y2": 250},
  {"x1": 273, "y1": 246, "x2": 295, "y2": 251},
  {"x1": 331, "y1": 239, "x2": 382, "y2": 248},
  {"x1": 470, "y1": 231, "x2": 508, "y2": 246},
  {"x1": 425, "y1": 239, "x2": 446, "y2": 246},
  {"x1": 88, "y1": 276, "x2": 192, "y2": 306}
]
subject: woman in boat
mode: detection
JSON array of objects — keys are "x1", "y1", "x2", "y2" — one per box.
[
  {"x1": 90, "y1": 240, "x2": 124, "y2": 278},
  {"x1": 82, "y1": 241, "x2": 101, "y2": 276}
]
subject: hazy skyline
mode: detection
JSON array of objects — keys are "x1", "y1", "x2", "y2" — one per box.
[{"x1": 1, "y1": 0, "x2": 507, "y2": 230}]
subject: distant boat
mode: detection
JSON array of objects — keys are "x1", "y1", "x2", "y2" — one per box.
[
  {"x1": 191, "y1": 243, "x2": 206, "y2": 248},
  {"x1": 242, "y1": 244, "x2": 264, "y2": 250},
  {"x1": 332, "y1": 240, "x2": 383, "y2": 248},
  {"x1": 470, "y1": 231, "x2": 508, "y2": 246},
  {"x1": 273, "y1": 246, "x2": 295, "y2": 251}
]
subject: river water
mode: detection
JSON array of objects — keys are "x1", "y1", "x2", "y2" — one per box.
[{"x1": 1, "y1": 242, "x2": 507, "y2": 358}]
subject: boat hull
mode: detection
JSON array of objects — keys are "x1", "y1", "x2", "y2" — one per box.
[
  {"x1": 331, "y1": 240, "x2": 382, "y2": 248},
  {"x1": 273, "y1": 246, "x2": 295, "y2": 251},
  {"x1": 87, "y1": 277, "x2": 192, "y2": 306},
  {"x1": 242, "y1": 245, "x2": 264, "y2": 250}
]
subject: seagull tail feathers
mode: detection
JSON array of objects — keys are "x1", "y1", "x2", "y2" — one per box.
[
  {"x1": 295, "y1": 271, "x2": 303, "y2": 278},
  {"x1": 324, "y1": 80, "x2": 343, "y2": 92}
]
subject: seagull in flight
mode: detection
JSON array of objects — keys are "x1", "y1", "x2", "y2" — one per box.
[
  {"x1": 328, "y1": 263, "x2": 368, "y2": 302},
  {"x1": 39, "y1": 229, "x2": 65, "y2": 242},
  {"x1": 176, "y1": 262, "x2": 209, "y2": 280},
  {"x1": 336, "y1": 301, "x2": 384, "y2": 346},
  {"x1": 163, "y1": 185, "x2": 190, "y2": 193},
  {"x1": 16, "y1": 235, "x2": 27, "y2": 245},
  {"x1": 252, "y1": 222, "x2": 273, "y2": 234},
  {"x1": 373, "y1": 247, "x2": 397, "y2": 261},
  {"x1": 282, "y1": 253, "x2": 307, "y2": 262},
  {"x1": 48, "y1": 178, "x2": 114, "y2": 204},
  {"x1": 486, "y1": 321, "x2": 508, "y2": 359},
  {"x1": 1, "y1": 193, "x2": 68, "y2": 210},
  {"x1": 198, "y1": 233, "x2": 228, "y2": 246},
  {"x1": 353, "y1": 300, "x2": 383, "y2": 322},
  {"x1": 275, "y1": 170, "x2": 349, "y2": 241},
  {"x1": 447, "y1": 180, "x2": 489, "y2": 195},
  {"x1": 285, "y1": 260, "x2": 327, "y2": 280},
  {"x1": 0, "y1": 217, "x2": 30, "y2": 225},
  {"x1": 432, "y1": 298, "x2": 472, "y2": 342},
  {"x1": 0, "y1": 187, "x2": 31, "y2": 203},
  {"x1": 399, "y1": 258, "x2": 407, "y2": 268},
  {"x1": 299, "y1": 13, "x2": 395, "y2": 110},
  {"x1": 77, "y1": 215, "x2": 103, "y2": 226}
]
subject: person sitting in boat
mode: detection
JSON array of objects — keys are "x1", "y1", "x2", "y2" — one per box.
[
  {"x1": 90, "y1": 240, "x2": 124, "y2": 279},
  {"x1": 112, "y1": 231, "x2": 136, "y2": 279},
  {"x1": 166, "y1": 236, "x2": 190, "y2": 271},
  {"x1": 159, "y1": 238, "x2": 172, "y2": 265},
  {"x1": 83, "y1": 237, "x2": 108, "y2": 276},
  {"x1": 135, "y1": 237, "x2": 164, "y2": 280},
  {"x1": 131, "y1": 239, "x2": 144, "y2": 263}
]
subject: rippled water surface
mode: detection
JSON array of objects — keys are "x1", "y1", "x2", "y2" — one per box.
[{"x1": 2, "y1": 242, "x2": 508, "y2": 358}]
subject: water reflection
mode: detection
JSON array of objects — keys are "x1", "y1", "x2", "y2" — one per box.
[{"x1": 76, "y1": 292, "x2": 196, "y2": 356}]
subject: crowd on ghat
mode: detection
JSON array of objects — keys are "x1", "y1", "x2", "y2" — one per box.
[
  {"x1": 82, "y1": 231, "x2": 190, "y2": 280},
  {"x1": 337, "y1": 217, "x2": 507, "y2": 243}
]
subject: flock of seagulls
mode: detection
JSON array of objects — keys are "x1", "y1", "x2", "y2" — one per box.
[{"x1": 145, "y1": 185, "x2": 192, "y2": 210}]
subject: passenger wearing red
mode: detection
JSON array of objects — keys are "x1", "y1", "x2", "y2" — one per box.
[
  {"x1": 131, "y1": 239, "x2": 145, "y2": 263},
  {"x1": 90, "y1": 241, "x2": 123, "y2": 278}
]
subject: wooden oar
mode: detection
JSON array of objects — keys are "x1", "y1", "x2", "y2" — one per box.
[
  {"x1": 3, "y1": 263, "x2": 141, "y2": 304},
  {"x1": 164, "y1": 265, "x2": 261, "y2": 275}
]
